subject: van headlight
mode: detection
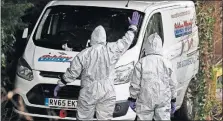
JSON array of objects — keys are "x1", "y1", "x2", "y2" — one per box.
[
  {"x1": 114, "y1": 62, "x2": 134, "y2": 85},
  {"x1": 17, "y1": 58, "x2": 33, "y2": 81}
]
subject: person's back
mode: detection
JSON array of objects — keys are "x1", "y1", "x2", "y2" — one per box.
[
  {"x1": 139, "y1": 54, "x2": 173, "y2": 104},
  {"x1": 76, "y1": 27, "x2": 115, "y2": 89},
  {"x1": 73, "y1": 43, "x2": 117, "y2": 120},
  {"x1": 79, "y1": 25, "x2": 136, "y2": 86},
  {"x1": 129, "y1": 33, "x2": 177, "y2": 120}
]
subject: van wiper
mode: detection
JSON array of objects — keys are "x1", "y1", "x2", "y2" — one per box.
[{"x1": 125, "y1": 0, "x2": 130, "y2": 7}]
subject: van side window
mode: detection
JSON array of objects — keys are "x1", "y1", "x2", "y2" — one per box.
[{"x1": 140, "y1": 12, "x2": 164, "y2": 58}]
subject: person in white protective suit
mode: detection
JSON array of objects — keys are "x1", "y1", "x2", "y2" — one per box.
[
  {"x1": 53, "y1": 11, "x2": 140, "y2": 120},
  {"x1": 128, "y1": 33, "x2": 178, "y2": 120}
]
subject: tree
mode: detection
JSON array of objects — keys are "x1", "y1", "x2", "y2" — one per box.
[{"x1": 1, "y1": 0, "x2": 33, "y2": 89}]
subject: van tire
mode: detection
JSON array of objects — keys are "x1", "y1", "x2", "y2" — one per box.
[{"x1": 175, "y1": 83, "x2": 194, "y2": 121}]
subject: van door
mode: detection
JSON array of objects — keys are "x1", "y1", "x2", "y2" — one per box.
[{"x1": 160, "y1": 5, "x2": 199, "y2": 101}]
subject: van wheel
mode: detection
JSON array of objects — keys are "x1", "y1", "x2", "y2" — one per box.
[{"x1": 175, "y1": 84, "x2": 194, "y2": 121}]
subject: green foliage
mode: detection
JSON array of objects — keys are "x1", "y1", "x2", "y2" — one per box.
[
  {"x1": 192, "y1": 1, "x2": 216, "y2": 120},
  {"x1": 1, "y1": 0, "x2": 33, "y2": 87},
  {"x1": 1, "y1": 0, "x2": 51, "y2": 88},
  {"x1": 1, "y1": 1, "x2": 33, "y2": 56}
]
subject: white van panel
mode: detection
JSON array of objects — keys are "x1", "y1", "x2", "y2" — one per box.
[
  {"x1": 161, "y1": 4, "x2": 199, "y2": 106},
  {"x1": 33, "y1": 46, "x2": 78, "y2": 72},
  {"x1": 162, "y1": 5, "x2": 198, "y2": 78}
]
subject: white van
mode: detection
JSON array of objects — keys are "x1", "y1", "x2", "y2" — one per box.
[{"x1": 13, "y1": 1, "x2": 199, "y2": 120}]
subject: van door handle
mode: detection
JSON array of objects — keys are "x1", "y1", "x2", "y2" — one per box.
[{"x1": 187, "y1": 49, "x2": 199, "y2": 57}]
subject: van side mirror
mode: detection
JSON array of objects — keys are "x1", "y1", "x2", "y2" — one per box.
[{"x1": 22, "y1": 28, "x2": 28, "y2": 39}]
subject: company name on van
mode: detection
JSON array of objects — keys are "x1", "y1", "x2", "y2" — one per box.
[
  {"x1": 174, "y1": 20, "x2": 192, "y2": 38},
  {"x1": 38, "y1": 55, "x2": 72, "y2": 62}
]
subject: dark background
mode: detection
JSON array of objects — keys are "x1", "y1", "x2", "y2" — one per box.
[{"x1": 1, "y1": 0, "x2": 51, "y2": 90}]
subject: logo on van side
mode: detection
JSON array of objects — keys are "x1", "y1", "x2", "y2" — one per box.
[
  {"x1": 38, "y1": 55, "x2": 72, "y2": 62},
  {"x1": 181, "y1": 38, "x2": 194, "y2": 54},
  {"x1": 174, "y1": 20, "x2": 192, "y2": 38}
]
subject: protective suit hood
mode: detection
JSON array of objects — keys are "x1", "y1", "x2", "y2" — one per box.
[
  {"x1": 145, "y1": 33, "x2": 163, "y2": 55},
  {"x1": 90, "y1": 25, "x2": 106, "y2": 46}
]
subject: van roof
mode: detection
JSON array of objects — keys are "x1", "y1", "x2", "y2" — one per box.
[{"x1": 48, "y1": 1, "x2": 172, "y2": 12}]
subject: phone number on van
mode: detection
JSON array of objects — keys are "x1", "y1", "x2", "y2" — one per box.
[{"x1": 177, "y1": 58, "x2": 195, "y2": 69}]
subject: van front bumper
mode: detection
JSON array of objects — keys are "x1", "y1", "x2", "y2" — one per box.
[
  {"x1": 13, "y1": 74, "x2": 136, "y2": 120},
  {"x1": 13, "y1": 103, "x2": 136, "y2": 120}
]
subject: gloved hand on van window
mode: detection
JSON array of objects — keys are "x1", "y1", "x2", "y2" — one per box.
[{"x1": 128, "y1": 11, "x2": 140, "y2": 26}]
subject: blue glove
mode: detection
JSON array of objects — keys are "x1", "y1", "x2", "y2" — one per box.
[
  {"x1": 54, "y1": 85, "x2": 62, "y2": 97},
  {"x1": 129, "y1": 101, "x2": 136, "y2": 111},
  {"x1": 128, "y1": 11, "x2": 140, "y2": 26},
  {"x1": 171, "y1": 102, "x2": 176, "y2": 115},
  {"x1": 54, "y1": 75, "x2": 67, "y2": 97}
]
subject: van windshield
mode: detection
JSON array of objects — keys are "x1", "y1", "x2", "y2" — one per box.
[{"x1": 33, "y1": 5, "x2": 144, "y2": 51}]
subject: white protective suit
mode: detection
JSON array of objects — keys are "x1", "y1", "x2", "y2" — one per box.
[
  {"x1": 129, "y1": 33, "x2": 178, "y2": 120},
  {"x1": 58, "y1": 25, "x2": 137, "y2": 120}
]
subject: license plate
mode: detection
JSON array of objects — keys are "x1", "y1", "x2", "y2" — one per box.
[{"x1": 45, "y1": 98, "x2": 78, "y2": 108}]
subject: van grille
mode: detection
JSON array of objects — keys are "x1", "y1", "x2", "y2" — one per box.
[
  {"x1": 39, "y1": 71, "x2": 63, "y2": 78},
  {"x1": 26, "y1": 84, "x2": 81, "y2": 105},
  {"x1": 25, "y1": 84, "x2": 128, "y2": 118},
  {"x1": 39, "y1": 71, "x2": 81, "y2": 79}
]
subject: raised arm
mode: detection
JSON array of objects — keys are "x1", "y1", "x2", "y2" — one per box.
[{"x1": 106, "y1": 12, "x2": 140, "y2": 64}]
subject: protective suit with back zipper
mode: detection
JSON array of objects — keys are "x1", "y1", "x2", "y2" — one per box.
[
  {"x1": 54, "y1": 12, "x2": 140, "y2": 120},
  {"x1": 129, "y1": 33, "x2": 178, "y2": 120}
]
